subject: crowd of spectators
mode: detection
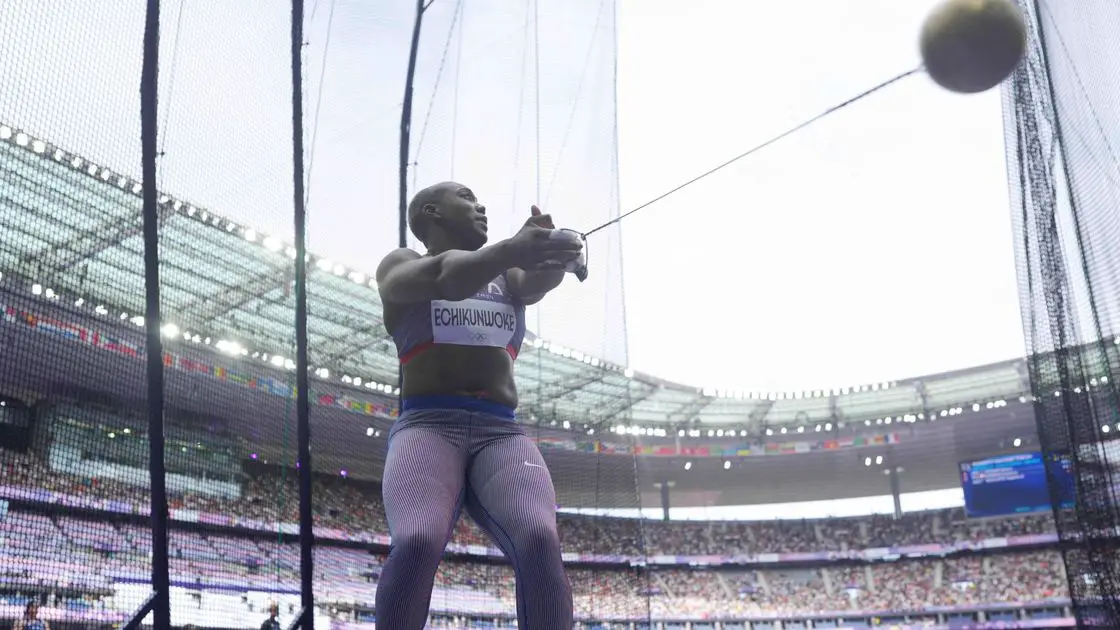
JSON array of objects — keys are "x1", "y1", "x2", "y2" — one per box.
[
  {"x1": 0, "y1": 448, "x2": 1058, "y2": 558},
  {"x1": 0, "y1": 447, "x2": 1070, "y2": 621}
]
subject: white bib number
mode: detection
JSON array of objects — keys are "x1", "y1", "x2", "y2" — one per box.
[{"x1": 431, "y1": 298, "x2": 517, "y2": 348}]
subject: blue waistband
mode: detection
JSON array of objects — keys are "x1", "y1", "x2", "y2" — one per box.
[{"x1": 400, "y1": 395, "x2": 516, "y2": 421}]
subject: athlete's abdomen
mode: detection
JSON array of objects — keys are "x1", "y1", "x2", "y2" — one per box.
[{"x1": 400, "y1": 344, "x2": 519, "y2": 408}]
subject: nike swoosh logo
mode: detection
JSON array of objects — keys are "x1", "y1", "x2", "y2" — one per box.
[{"x1": 523, "y1": 461, "x2": 544, "y2": 468}]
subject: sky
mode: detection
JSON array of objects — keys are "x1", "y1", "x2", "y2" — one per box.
[
  {"x1": 615, "y1": 0, "x2": 1025, "y2": 392},
  {"x1": 0, "y1": 0, "x2": 1028, "y2": 395}
]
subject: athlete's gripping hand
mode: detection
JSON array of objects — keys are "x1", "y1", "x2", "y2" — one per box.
[
  {"x1": 507, "y1": 205, "x2": 582, "y2": 272},
  {"x1": 530, "y1": 204, "x2": 554, "y2": 229}
]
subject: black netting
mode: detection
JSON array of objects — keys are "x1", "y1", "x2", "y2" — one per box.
[
  {"x1": 153, "y1": 1, "x2": 300, "y2": 626},
  {"x1": 3, "y1": 0, "x2": 1094, "y2": 628},
  {"x1": 1003, "y1": 0, "x2": 1120, "y2": 626},
  {"x1": 0, "y1": 0, "x2": 151, "y2": 627}
]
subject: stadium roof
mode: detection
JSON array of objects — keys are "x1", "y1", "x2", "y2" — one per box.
[{"x1": 0, "y1": 121, "x2": 1113, "y2": 439}]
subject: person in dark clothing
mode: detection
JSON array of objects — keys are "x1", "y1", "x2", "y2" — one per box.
[
  {"x1": 14, "y1": 602, "x2": 50, "y2": 630},
  {"x1": 260, "y1": 603, "x2": 281, "y2": 630}
]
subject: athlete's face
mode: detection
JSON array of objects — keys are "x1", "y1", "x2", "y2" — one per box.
[
  {"x1": 26, "y1": 603, "x2": 39, "y2": 618},
  {"x1": 437, "y1": 183, "x2": 488, "y2": 250}
]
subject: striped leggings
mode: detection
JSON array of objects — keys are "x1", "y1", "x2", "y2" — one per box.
[{"x1": 374, "y1": 399, "x2": 573, "y2": 629}]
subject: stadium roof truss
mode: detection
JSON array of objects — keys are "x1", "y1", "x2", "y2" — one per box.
[{"x1": 4, "y1": 123, "x2": 1115, "y2": 434}]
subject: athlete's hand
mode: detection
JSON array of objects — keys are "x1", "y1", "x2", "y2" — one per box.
[
  {"x1": 530, "y1": 205, "x2": 555, "y2": 229},
  {"x1": 507, "y1": 205, "x2": 582, "y2": 271}
]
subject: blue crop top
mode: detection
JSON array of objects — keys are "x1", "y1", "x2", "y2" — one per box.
[{"x1": 390, "y1": 273, "x2": 527, "y2": 364}]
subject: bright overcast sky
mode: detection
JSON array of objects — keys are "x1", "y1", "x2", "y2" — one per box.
[
  {"x1": 615, "y1": 0, "x2": 1024, "y2": 391},
  {"x1": 0, "y1": 0, "x2": 1027, "y2": 394}
]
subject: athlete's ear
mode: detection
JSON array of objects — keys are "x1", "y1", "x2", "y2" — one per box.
[{"x1": 422, "y1": 202, "x2": 441, "y2": 221}]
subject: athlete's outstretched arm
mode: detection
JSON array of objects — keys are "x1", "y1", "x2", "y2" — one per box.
[
  {"x1": 507, "y1": 268, "x2": 564, "y2": 305},
  {"x1": 377, "y1": 245, "x2": 515, "y2": 303},
  {"x1": 377, "y1": 213, "x2": 580, "y2": 304}
]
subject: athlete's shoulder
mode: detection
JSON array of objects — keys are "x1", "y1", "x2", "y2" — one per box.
[
  {"x1": 380, "y1": 247, "x2": 421, "y2": 265},
  {"x1": 376, "y1": 247, "x2": 421, "y2": 278}
]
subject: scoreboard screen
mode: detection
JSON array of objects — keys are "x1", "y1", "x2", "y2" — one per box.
[{"x1": 959, "y1": 451, "x2": 1074, "y2": 518}]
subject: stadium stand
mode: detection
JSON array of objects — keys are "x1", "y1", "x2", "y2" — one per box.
[
  {"x1": 0, "y1": 437, "x2": 1074, "y2": 627},
  {"x1": 0, "y1": 124, "x2": 1079, "y2": 627}
]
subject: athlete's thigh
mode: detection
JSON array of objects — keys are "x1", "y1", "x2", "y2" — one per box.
[
  {"x1": 465, "y1": 433, "x2": 558, "y2": 534},
  {"x1": 382, "y1": 424, "x2": 468, "y2": 538}
]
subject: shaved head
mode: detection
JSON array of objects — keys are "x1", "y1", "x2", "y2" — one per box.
[
  {"x1": 407, "y1": 181, "x2": 487, "y2": 252},
  {"x1": 407, "y1": 181, "x2": 458, "y2": 244}
]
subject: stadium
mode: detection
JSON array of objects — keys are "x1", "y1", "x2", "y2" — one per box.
[
  {"x1": 0, "y1": 118, "x2": 1098, "y2": 628},
  {"x1": 3, "y1": 0, "x2": 1120, "y2": 629}
]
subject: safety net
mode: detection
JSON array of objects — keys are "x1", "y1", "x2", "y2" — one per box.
[
  {"x1": 1, "y1": 0, "x2": 648, "y2": 627},
  {"x1": 1003, "y1": 0, "x2": 1120, "y2": 626}
]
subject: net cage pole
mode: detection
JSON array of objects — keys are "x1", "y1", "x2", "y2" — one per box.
[
  {"x1": 400, "y1": 0, "x2": 428, "y2": 250},
  {"x1": 1007, "y1": 0, "x2": 1120, "y2": 625},
  {"x1": 397, "y1": 0, "x2": 426, "y2": 416},
  {"x1": 123, "y1": 0, "x2": 172, "y2": 626},
  {"x1": 292, "y1": 0, "x2": 316, "y2": 626}
]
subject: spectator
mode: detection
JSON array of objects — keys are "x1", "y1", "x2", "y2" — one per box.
[{"x1": 261, "y1": 603, "x2": 281, "y2": 630}]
